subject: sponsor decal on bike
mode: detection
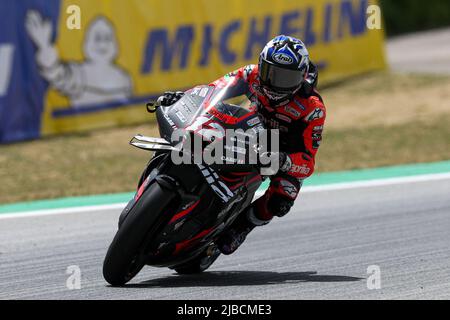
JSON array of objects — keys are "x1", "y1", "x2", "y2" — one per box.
[
  {"x1": 224, "y1": 144, "x2": 247, "y2": 155},
  {"x1": 191, "y1": 87, "x2": 201, "y2": 95},
  {"x1": 246, "y1": 117, "x2": 260, "y2": 127},
  {"x1": 163, "y1": 113, "x2": 177, "y2": 129},
  {"x1": 173, "y1": 221, "x2": 185, "y2": 231},
  {"x1": 197, "y1": 164, "x2": 234, "y2": 203},
  {"x1": 199, "y1": 87, "x2": 209, "y2": 97},
  {"x1": 175, "y1": 110, "x2": 187, "y2": 123}
]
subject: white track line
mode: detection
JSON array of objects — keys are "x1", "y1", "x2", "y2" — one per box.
[
  {"x1": 0, "y1": 203, "x2": 127, "y2": 220},
  {"x1": 1, "y1": 172, "x2": 450, "y2": 220},
  {"x1": 300, "y1": 172, "x2": 450, "y2": 192},
  {"x1": 254, "y1": 172, "x2": 450, "y2": 196}
]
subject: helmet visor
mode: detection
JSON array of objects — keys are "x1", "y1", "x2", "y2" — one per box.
[{"x1": 259, "y1": 60, "x2": 304, "y2": 91}]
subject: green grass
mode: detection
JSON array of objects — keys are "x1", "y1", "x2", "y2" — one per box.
[{"x1": 316, "y1": 115, "x2": 450, "y2": 172}]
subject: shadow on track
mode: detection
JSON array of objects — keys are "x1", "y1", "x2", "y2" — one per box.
[{"x1": 125, "y1": 271, "x2": 363, "y2": 288}]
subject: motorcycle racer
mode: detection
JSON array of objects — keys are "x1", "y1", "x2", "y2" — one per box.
[{"x1": 158, "y1": 35, "x2": 326, "y2": 255}]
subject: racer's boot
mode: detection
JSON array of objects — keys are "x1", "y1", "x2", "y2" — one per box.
[{"x1": 216, "y1": 205, "x2": 269, "y2": 255}]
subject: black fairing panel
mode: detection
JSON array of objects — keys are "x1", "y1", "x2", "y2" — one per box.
[{"x1": 156, "y1": 90, "x2": 207, "y2": 142}]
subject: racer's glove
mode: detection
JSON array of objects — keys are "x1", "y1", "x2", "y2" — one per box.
[
  {"x1": 258, "y1": 151, "x2": 292, "y2": 175},
  {"x1": 278, "y1": 152, "x2": 292, "y2": 173},
  {"x1": 157, "y1": 91, "x2": 185, "y2": 106}
]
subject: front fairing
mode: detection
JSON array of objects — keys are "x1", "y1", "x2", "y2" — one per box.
[
  {"x1": 154, "y1": 82, "x2": 268, "y2": 204},
  {"x1": 156, "y1": 82, "x2": 264, "y2": 142}
]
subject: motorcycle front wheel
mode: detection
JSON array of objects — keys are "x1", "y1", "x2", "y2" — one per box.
[{"x1": 103, "y1": 181, "x2": 176, "y2": 286}]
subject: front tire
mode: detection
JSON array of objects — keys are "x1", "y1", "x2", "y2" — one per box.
[{"x1": 103, "y1": 182, "x2": 176, "y2": 286}]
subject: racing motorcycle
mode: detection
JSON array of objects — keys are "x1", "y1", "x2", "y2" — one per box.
[{"x1": 102, "y1": 83, "x2": 277, "y2": 286}]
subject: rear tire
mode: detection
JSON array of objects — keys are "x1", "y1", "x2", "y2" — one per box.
[
  {"x1": 103, "y1": 182, "x2": 176, "y2": 286},
  {"x1": 174, "y1": 244, "x2": 221, "y2": 275}
]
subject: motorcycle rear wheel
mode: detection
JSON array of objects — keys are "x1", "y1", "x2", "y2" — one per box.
[{"x1": 174, "y1": 244, "x2": 221, "y2": 275}]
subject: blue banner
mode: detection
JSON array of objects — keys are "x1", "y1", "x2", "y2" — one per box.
[{"x1": 0, "y1": 0, "x2": 60, "y2": 143}]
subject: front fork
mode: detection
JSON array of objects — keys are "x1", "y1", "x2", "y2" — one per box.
[{"x1": 118, "y1": 153, "x2": 169, "y2": 228}]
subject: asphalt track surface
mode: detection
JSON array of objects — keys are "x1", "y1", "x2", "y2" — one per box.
[
  {"x1": 0, "y1": 176, "x2": 449, "y2": 300},
  {"x1": 1, "y1": 30, "x2": 450, "y2": 300}
]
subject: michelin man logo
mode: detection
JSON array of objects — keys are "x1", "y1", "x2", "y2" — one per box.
[{"x1": 26, "y1": 10, "x2": 132, "y2": 108}]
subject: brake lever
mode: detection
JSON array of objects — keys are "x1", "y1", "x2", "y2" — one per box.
[{"x1": 146, "y1": 100, "x2": 161, "y2": 113}]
